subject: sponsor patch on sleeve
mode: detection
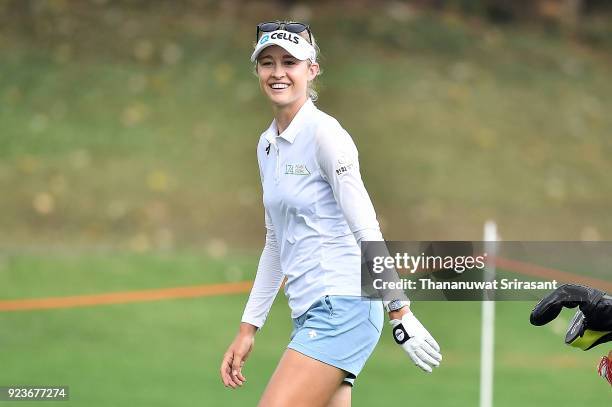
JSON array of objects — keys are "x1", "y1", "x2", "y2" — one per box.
[{"x1": 334, "y1": 154, "x2": 355, "y2": 176}]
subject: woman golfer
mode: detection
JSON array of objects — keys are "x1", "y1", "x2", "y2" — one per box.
[{"x1": 220, "y1": 21, "x2": 442, "y2": 406}]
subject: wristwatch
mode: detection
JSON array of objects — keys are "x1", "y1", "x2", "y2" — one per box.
[{"x1": 385, "y1": 299, "x2": 410, "y2": 313}]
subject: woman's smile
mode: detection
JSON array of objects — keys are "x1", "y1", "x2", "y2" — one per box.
[{"x1": 269, "y1": 82, "x2": 291, "y2": 91}]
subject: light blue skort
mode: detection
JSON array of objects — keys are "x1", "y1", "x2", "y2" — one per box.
[{"x1": 287, "y1": 295, "x2": 384, "y2": 386}]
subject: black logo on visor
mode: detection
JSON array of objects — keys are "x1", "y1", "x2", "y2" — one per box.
[{"x1": 270, "y1": 32, "x2": 299, "y2": 44}]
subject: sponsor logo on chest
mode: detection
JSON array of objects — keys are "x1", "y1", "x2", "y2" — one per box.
[{"x1": 285, "y1": 163, "x2": 311, "y2": 176}]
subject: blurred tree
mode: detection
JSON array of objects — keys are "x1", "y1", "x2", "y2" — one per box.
[{"x1": 536, "y1": 0, "x2": 583, "y2": 29}]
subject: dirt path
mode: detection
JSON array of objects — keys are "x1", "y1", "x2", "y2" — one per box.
[{"x1": 0, "y1": 281, "x2": 253, "y2": 312}]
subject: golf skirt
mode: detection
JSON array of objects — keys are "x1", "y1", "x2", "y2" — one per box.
[{"x1": 287, "y1": 295, "x2": 384, "y2": 386}]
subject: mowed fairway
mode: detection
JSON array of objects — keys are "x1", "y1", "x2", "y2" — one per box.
[{"x1": 0, "y1": 253, "x2": 609, "y2": 406}]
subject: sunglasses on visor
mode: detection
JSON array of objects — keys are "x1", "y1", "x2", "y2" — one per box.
[{"x1": 256, "y1": 21, "x2": 312, "y2": 44}]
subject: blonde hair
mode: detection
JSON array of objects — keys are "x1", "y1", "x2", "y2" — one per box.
[
  {"x1": 253, "y1": 29, "x2": 322, "y2": 102},
  {"x1": 301, "y1": 30, "x2": 321, "y2": 102}
]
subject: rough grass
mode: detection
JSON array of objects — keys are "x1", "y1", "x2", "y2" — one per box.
[{"x1": 1, "y1": 7, "x2": 612, "y2": 250}]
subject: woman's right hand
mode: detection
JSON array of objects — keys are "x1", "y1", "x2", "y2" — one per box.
[{"x1": 220, "y1": 323, "x2": 257, "y2": 388}]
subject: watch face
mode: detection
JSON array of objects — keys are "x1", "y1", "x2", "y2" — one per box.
[{"x1": 389, "y1": 300, "x2": 402, "y2": 311}]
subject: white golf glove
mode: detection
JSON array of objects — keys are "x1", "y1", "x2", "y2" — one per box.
[{"x1": 390, "y1": 312, "x2": 442, "y2": 373}]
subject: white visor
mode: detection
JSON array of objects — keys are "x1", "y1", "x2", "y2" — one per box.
[{"x1": 251, "y1": 30, "x2": 316, "y2": 63}]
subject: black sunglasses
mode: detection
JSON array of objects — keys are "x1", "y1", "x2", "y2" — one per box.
[{"x1": 256, "y1": 21, "x2": 312, "y2": 45}]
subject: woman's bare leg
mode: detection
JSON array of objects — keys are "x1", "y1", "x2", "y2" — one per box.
[
  {"x1": 258, "y1": 349, "x2": 347, "y2": 407},
  {"x1": 326, "y1": 382, "x2": 352, "y2": 407}
]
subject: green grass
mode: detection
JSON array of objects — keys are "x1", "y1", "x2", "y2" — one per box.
[
  {"x1": 0, "y1": 253, "x2": 609, "y2": 406},
  {"x1": 0, "y1": 251, "x2": 255, "y2": 299}
]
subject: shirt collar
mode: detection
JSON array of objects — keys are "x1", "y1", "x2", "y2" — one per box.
[{"x1": 264, "y1": 99, "x2": 316, "y2": 145}]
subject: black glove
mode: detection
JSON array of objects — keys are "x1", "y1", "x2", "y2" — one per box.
[
  {"x1": 530, "y1": 284, "x2": 612, "y2": 330},
  {"x1": 530, "y1": 284, "x2": 612, "y2": 350}
]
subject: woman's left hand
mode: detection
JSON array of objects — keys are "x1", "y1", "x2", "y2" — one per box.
[
  {"x1": 388, "y1": 306, "x2": 411, "y2": 321},
  {"x1": 389, "y1": 310, "x2": 442, "y2": 373}
]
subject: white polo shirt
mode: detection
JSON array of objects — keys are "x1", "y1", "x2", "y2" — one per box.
[{"x1": 241, "y1": 99, "x2": 384, "y2": 328}]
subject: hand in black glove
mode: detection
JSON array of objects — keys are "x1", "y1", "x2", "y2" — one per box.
[
  {"x1": 530, "y1": 284, "x2": 612, "y2": 330},
  {"x1": 530, "y1": 284, "x2": 612, "y2": 350}
]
